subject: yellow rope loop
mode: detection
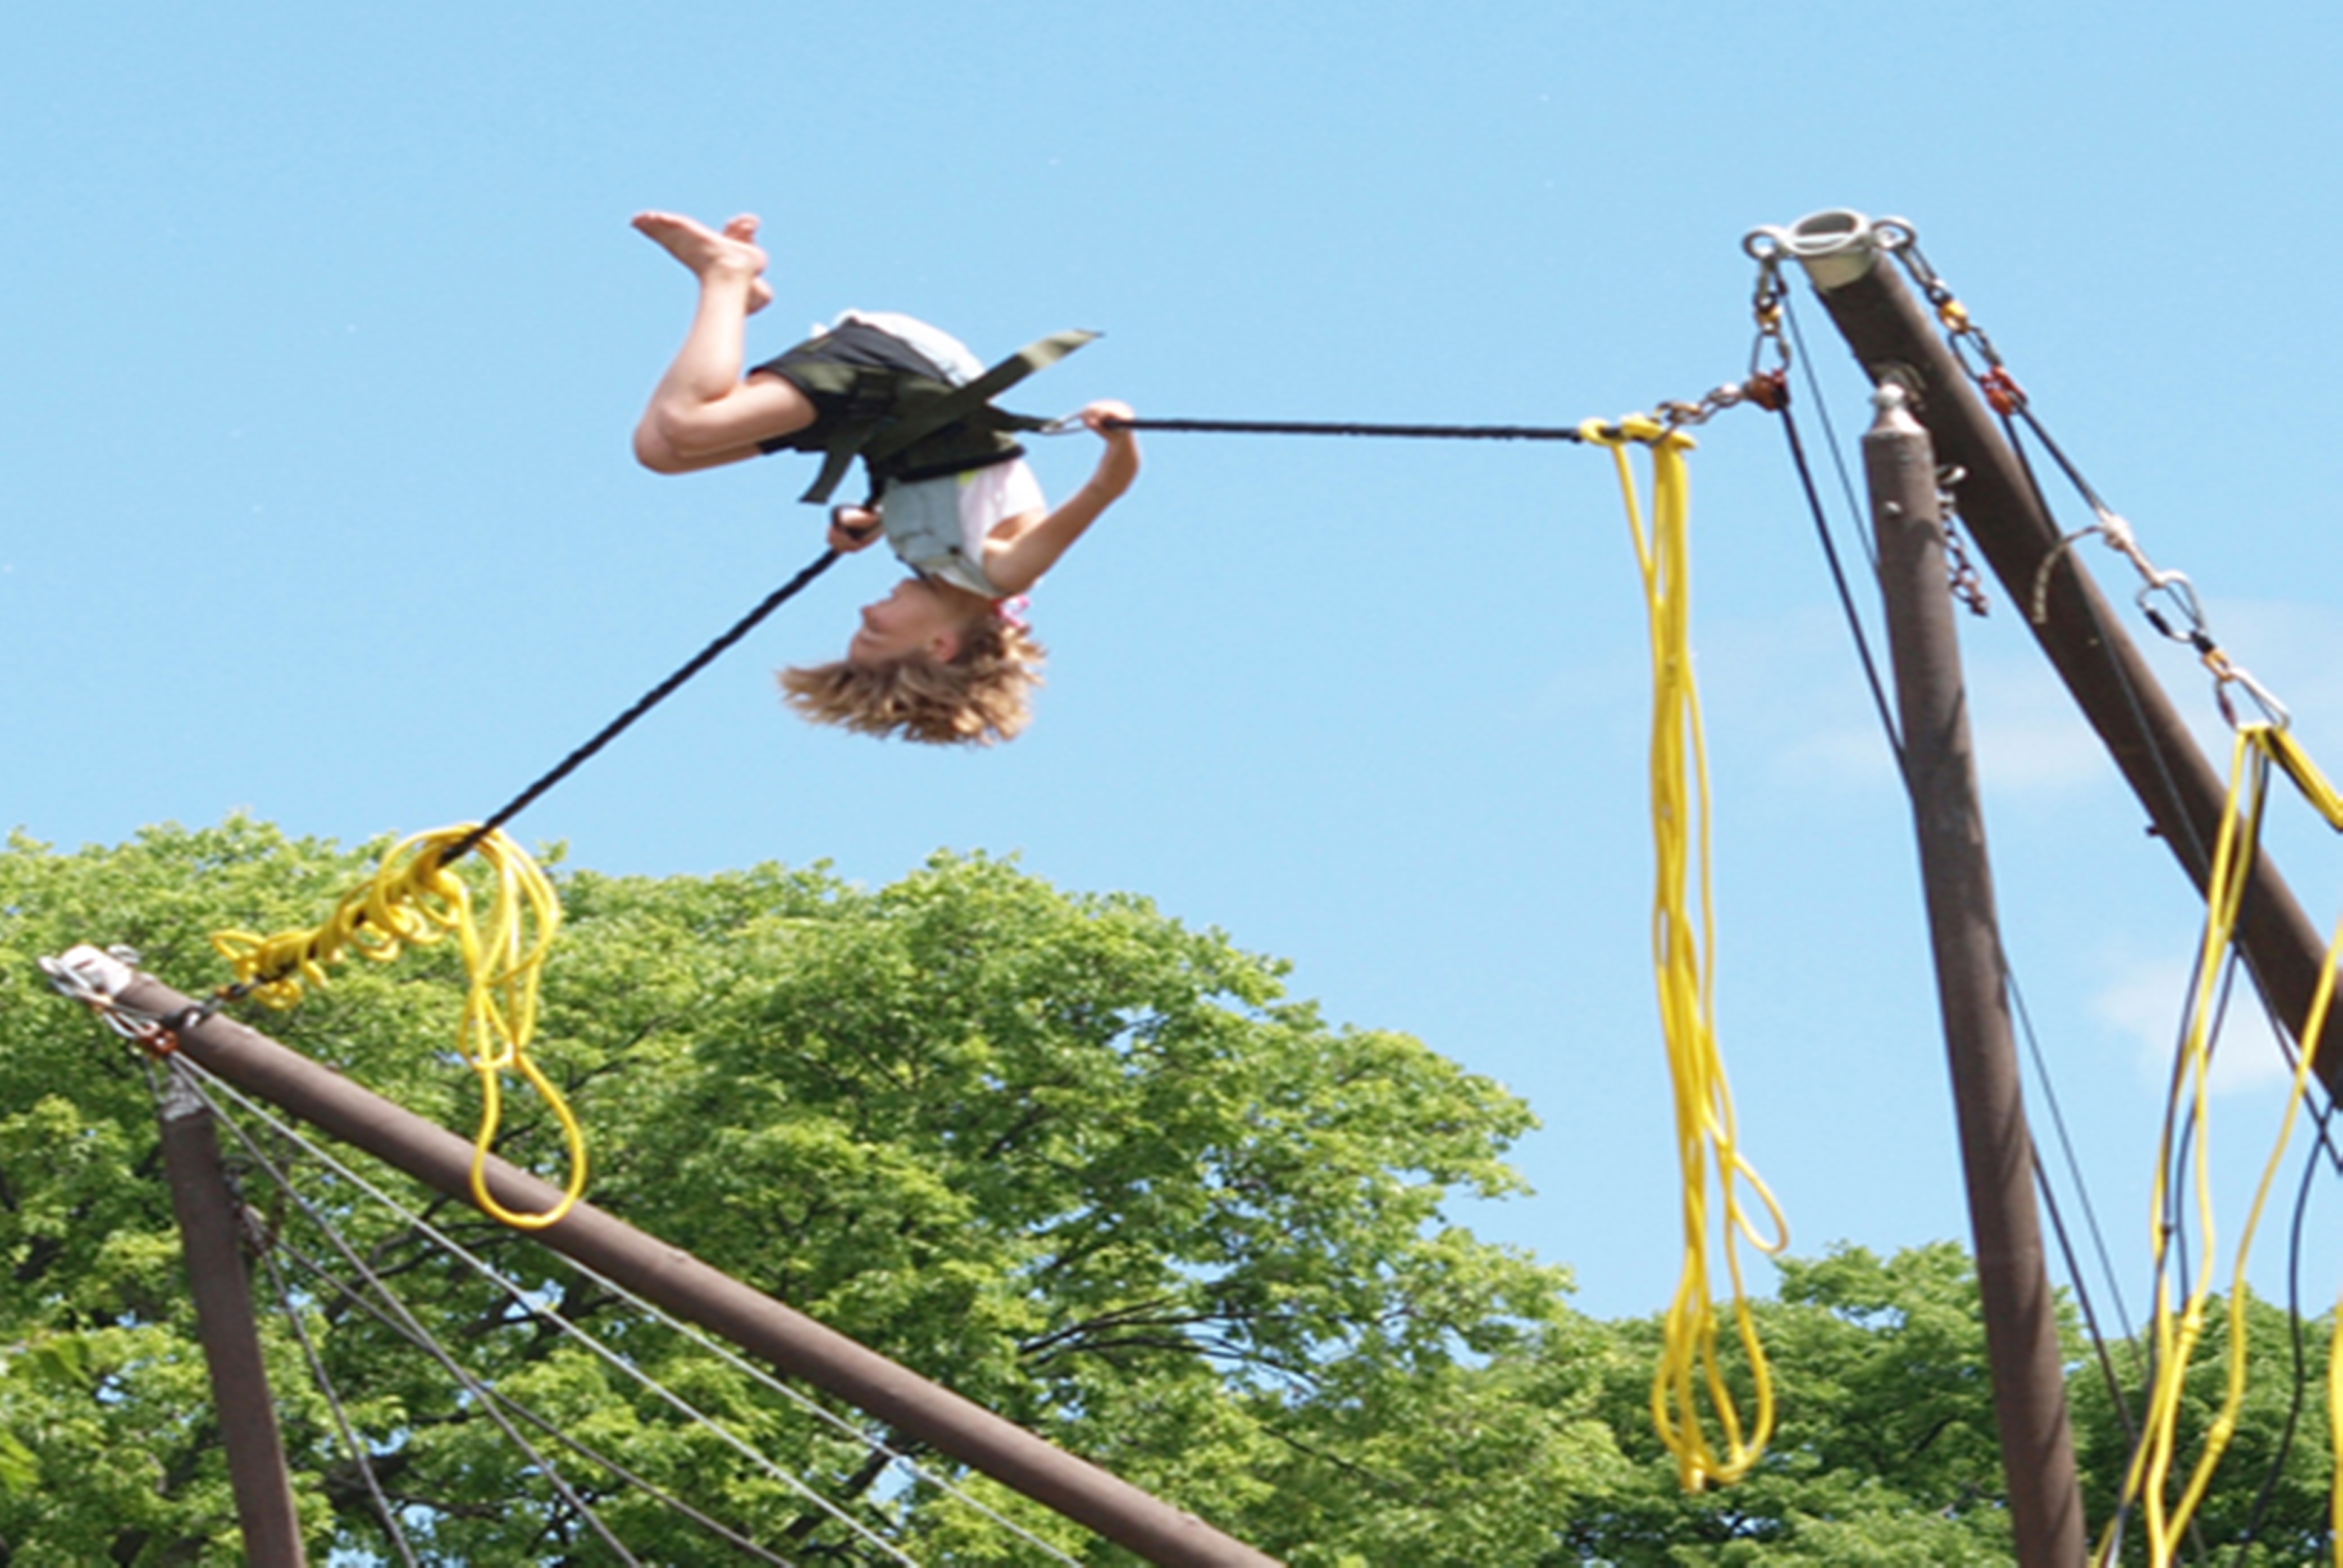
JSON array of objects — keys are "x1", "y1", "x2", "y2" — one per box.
[
  {"x1": 1590, "y1": 419, "x2": 1784, "y2": 1492},
  {"x1": 2099, "y1": 724, "x2": 2343, "y2": 1566},
  {"x1": 210, "y1": 826, "x2": 586, "y2": 1231},
  {"x1": 2258, "y1": 722, "x2": 2343, "y2": 831}
]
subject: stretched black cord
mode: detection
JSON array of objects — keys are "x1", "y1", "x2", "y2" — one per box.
[
  {"x1": 1099, "y1": 415, "x2": 1588, "y2": 442},
  {"x1": 445, "y1": 547, "x2": 845, "y2": 864}
]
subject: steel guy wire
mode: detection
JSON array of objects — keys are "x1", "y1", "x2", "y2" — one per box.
[
  {"x1": 53, "y1": 957, "x2": 1078, "y2": 1564},
  {"x1": 189, "y1": 1064, "x2": 916, "y2": 1566},
  {"x1": 249, "y1": 1213, "x2": 426, "y2": 1566},
  {"x1": 2006, "y1": 963, "x2": 2138, "y2": 1352},
  {"x1": 154, "y1": 1031, "x2": 425, "y2": 1568},
  {"x1": 536, "y1": 1253, "x2": 1087, "y2": 1567},
  {"x1": 1781, "y1": 292, "x2": 1878, "y2": 573},
  {"x1": 183, "y1": 1060, "x2": 917, "y2": 1567},
  {"x1": 1771, "y1": 380, "x2": 1902, "y2": 762},
  {"x1": 180, "y1": 1063, "x2": 650, "y2": 1566},
  {"x1": 2008, "y1": 968, "x2": 2145, "y2": 1403},
  {"x1": 179, "y1": 1056, "x2": 1049, "y2": 1566},
  {"x1": 263, "y1": 1235, "x2": 803, "y2": 1567}
]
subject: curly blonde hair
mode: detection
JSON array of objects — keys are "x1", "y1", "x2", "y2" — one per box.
[{"x1": 779, "y1": 613, "x2": 1047, "y2": 745}]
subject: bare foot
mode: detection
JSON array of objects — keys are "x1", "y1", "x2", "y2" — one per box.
[
  {"x1": 632, "y1": 209, "x2": 772, "y2": 312},
  {"x1": 723, "y1": 214, "x2": 775, "y2": 314}
]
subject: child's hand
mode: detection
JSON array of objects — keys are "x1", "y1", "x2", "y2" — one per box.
[
  {"x1": 1080, "y1": 400, "x2": 1136, "y2": 441},
  {"x1": 828, "y1": 505, "x2": 883, "y2": 553}
]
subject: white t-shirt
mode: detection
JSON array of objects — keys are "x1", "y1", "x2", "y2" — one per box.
[
  {"x1": 822, "y1": 312, "x2": 1044, "y2": 595},
  {"x1": 879, "y1": 459, "x2": 1048, "y2": 598}
]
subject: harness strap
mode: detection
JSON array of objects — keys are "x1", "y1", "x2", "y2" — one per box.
[
  {"x1": 796, "y1": 327, "x2": 1099, "y2": 505},
  {"x1": 801, "y1": 413, "x2": 885, "y2": 506},
  {"x1": 859, "y1": 328, "x2": 1099, "y2": 463}
]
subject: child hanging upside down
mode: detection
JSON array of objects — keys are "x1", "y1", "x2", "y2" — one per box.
[{"x1": 631, "y1": 209, "x2": 1141, "y2": 745}]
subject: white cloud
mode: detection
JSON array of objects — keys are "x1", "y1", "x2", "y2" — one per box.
[
  {"x1": 2092, "y1": 950, "x2": 2303, "y2": 1099},
  {"x1": 1761, "y1": 594, "x2": 2343, "y2": 806},
  {"x1": 1965, "y1": 656, "x2": 2112, "y2": 795},
  {"x1": 1763, "y1": 650, "x2": 2109, "y2": 798}
]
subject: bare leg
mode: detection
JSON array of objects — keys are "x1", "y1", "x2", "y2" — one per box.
[{"x1": 632, "y1": 211, "x2": 815, "y2": 472}]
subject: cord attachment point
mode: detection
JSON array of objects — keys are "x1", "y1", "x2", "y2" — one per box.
[
  {"x1": 41, "y1": 943, "x2": 136, "y2": 1005},
  {"x1": 40, "y1": 945, "x2": 179, "y2": 1056},
  {"x1": 2204, "y1": 647, "x2": 2290, "y2": 731}
]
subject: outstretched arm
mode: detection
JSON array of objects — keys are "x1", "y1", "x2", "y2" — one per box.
[{"x1": 983, "y1": 402, "x2": 1142, "y2": 596}]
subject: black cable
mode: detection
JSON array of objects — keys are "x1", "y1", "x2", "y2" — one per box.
[
  {"x1": 2013, "y1": 968, "x2": 2144, "y2": 1440},
  {"x1": 443, "y1": 547, "x2": 845, "y2": 866},
  {"x1": 1999, "y1": 412, "x2": 2218, "y2": 886},
  {"x1": 190, "y1": 546, "x2": 850, "y2": 1013},
  {"x1": 2226, "y1": 1103, "x2": 2328, "y2": 1565},
  {"x1": 1781, "y1": 296, "x2": 1879, "y2": 570},
  {"x1": 1099, "y1": 416, "x2": 1588, "y2": 442},
  {"x1": 1771, "y1": 401, "x2": 1903, "y2": 763},
  {"x1": 1768, "y1": 350, "x2": 2161, "y2": 1522}
]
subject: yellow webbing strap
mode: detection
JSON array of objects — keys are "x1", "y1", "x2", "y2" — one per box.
[
  {"x1": 2102, "y1": 723, "x2": 2343, "y2": 1566},
  {"x1": 1587, "y1": 416, "x2": 1788, "y2": 1491},
  {"x1": 211, "y1": 825, "x2": 586, "y2": 1231}
]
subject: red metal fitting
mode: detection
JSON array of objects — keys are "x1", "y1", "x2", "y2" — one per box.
[{"x1": 1981, "y1": 367, "x2": 2027, "y2": 416}]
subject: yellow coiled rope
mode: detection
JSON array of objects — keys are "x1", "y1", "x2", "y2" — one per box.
[
  {"x1": 211, "y1": 825, "x2": 586, "y2": 1230},
  {"x1": 1588, "y1": 416, "x2": 1789, "y2": 1491},
  {"x1": 2101, "y1": 722, "x2": 2343, "y2": 1567}
]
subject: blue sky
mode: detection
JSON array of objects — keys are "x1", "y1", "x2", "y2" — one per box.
[{"x1": 8, "y1": 1, "x2": 2343, "y2": 1329}]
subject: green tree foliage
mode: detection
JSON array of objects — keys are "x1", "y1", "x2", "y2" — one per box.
[
  {"x1": 4, "y1": 820, "x2": 2336, "y2": 1564},
  {"x1": 0, "y1": 820, "x2": 1594, "y2": 1564},
  {"x1": 2069, "y1": 1283, "x2": 2338, "y2": 1566},
  {"x1": 1554, "y1": 1241, "x2": 2019, "y2": 1564}
]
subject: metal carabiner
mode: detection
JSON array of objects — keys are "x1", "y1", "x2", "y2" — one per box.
[
  {"x1": 2206, "y1": 648, "x2": 2291, "y2": 731},
  {"x1": 2135, "y1": 572, "x2": 2209, "y2": 647}
]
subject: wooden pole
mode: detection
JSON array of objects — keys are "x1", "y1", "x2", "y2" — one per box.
[
  {"x1": 1778, "y1": 209, "x2": 2342, "y2": 1093},
  {"x1": 86, "y1": 959, "x2": 1279, "y2": 1568},
  {"x1": 1864, "y1": 385, "x2": 2086, "y2": 1568},
  {"x1": 156, "y1": 1067, "x2": 309, "y2": 1567}
]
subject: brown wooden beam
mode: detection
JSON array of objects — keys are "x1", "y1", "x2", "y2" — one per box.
[
  {"x1": 1777, "y1": 209, "x2": 2341, "y2": 1093},
  {"x1": 1865, "y1": 384, "x2": 2086, "y2": 1568},
  {"x1": 91, "y1": 959, "x2": 1277, "y2": 1568},
  {"x1": 156, "y1": 1068, "x2": 308, "y2": 1566}
]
